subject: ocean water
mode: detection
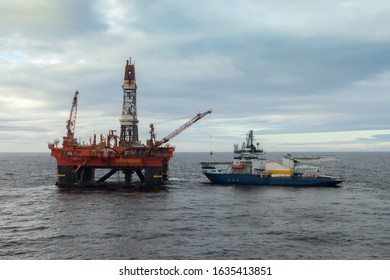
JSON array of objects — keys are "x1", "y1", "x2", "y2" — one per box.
[{"x1": 0, "y1": 152, "x2": 389, "y2": 259}]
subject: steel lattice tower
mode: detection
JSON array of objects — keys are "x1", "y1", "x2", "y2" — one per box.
[{"x1": 119, "y1": 59, "x2": 139, "y2": 146}]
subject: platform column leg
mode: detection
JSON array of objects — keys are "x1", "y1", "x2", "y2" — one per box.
[
  {"x1": 57, "y1": 165, "x2": 77, "y2": 188},
  {"x1": 80, "y1": 167, "x2": 95, "y2": 186},
  {"x1": 162, "y1": 160, "x2": 169, "y2": 181},
  {"x1": 123, "y1": 170, "x2": 133, "y2": 185},
  {"x1": 144, "y1": 166, "x2": 163, "y2": 186}
]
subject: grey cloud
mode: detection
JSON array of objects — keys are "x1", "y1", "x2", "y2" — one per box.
[
  {"x1": 0, "y1": 0, "x2": 105, "y2": 39},
  {"x1": 1, "y1": 0, "x2": 390, "y2": 151},
  {"x1": 357, "y1": 134, "x2": 390, "y2": 143}
]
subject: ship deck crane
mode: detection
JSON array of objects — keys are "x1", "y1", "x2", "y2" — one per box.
[{"x1": 150, "y1": 110, "x2": 212, "y2": 148}]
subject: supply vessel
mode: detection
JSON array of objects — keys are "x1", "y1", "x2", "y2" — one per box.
[
  {"x1": 200, "y1": 130, "x2": 343, "y2": 186},
  {"x1": 48, "y1": 58, "x2": 211, "y2": 187}
]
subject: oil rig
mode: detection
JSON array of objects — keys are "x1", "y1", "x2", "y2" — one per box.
[{"x1": 48, "y1": 59, "x2": 211, "y2": 187}]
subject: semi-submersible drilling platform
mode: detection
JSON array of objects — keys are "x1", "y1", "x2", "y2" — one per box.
[{"x1": 49, "y1": 59, "x2": 211, "y2": 187}]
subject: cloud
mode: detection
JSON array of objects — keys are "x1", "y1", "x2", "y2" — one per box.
[
  {"x1": 357, "y1": 134, "x2": 390, "y2": 143},
  {"x1": 1, "y1": 0, "x2": 390, "y2": 152},
  {"x1": 0, "y1": 0, "x2": 105, "y2": 38}
]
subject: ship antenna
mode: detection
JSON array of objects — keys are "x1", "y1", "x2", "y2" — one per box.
[{"x1": 209, "y1": 119, "x2": 213, "y2": 155}]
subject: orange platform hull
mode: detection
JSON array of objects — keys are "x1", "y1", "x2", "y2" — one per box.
[{"x1": 49, "y1": 141, "x2": 174, "y2": 188}]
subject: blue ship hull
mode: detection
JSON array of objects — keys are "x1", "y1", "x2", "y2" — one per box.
[{"x1": 203, "y1": 173, "x2": 342, "y2": 187}]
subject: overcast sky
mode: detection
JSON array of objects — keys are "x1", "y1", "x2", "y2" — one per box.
[{"x1": 1, "y1": 0, "x2": 390, "y2": 152}]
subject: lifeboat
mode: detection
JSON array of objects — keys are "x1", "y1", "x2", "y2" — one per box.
[{"x1": 232, "y1": 163, "x2": 245, "y2": 169}]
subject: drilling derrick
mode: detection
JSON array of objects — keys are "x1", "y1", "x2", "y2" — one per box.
[
  {"x1": 120, "y1": 59, "x2": 139, "y2": 146},
  {"x1": 48, "y1": 58, "x2": 211, "y2": 188}
]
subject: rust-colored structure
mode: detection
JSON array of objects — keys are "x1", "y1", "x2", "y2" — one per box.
[{"x1": 49, "y1": 59, "x2": 211, "y2": 187}]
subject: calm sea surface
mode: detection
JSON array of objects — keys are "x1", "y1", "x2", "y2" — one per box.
[{"x1": 0, "y1": 152, "x2": 389, "y2": 259}]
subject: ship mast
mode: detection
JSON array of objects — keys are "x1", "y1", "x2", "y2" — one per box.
[{"x1": 246, "y1": 130, "x2": 256, "y2": 152}]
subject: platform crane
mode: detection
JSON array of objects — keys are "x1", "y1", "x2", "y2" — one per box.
[
  {"x1": 149, "y1": 109, "x2": 212, "y2": 148},
  {"x1": 64, "y1": 90, "x2": 79, "y2": 145}
]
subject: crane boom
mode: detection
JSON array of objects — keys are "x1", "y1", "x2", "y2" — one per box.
[
  {"x1": 66, "y1": 90, "x2": 79, "y2": 139},
  {"x1": 154, "y1": 109, "x2": 212, "y2": 147}
]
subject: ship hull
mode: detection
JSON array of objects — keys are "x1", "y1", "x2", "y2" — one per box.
[{"x1": 203, "y1": 173, "x2": 342, "y2": 187}]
